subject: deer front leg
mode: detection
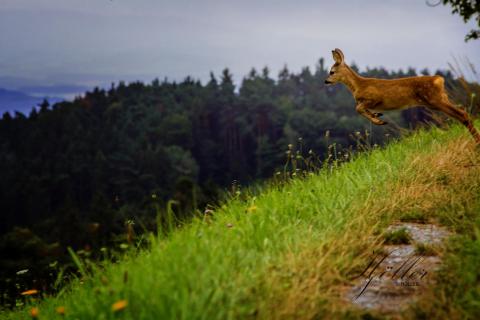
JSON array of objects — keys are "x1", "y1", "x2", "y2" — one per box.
[{"x1": 355, "y1": 103, "x2": 388, "y2": 125}]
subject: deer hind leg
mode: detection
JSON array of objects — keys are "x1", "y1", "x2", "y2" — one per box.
[
  {"x1": 356, "y1": 103, "x2": 387, "y2": 125},
  {"x1": 431, "y1": 100, "x2": 480, "y2": 144}
]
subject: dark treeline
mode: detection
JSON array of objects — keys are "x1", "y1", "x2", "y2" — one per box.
[{"x1": 0, "y1": 59, "x2": 466, "y2": 306}]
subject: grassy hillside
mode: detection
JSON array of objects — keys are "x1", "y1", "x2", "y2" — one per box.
[{"x1": 4, "y1": 122, "x2": 480, "y2": 320}]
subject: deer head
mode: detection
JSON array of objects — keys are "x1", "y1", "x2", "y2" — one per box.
[{"x1": 324, "y1": 48, "x2": 348, "y2": 85}]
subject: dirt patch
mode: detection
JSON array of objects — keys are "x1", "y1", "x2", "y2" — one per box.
[{"x1": 346, "y1": 222, "x2": 451, "y2": 313}]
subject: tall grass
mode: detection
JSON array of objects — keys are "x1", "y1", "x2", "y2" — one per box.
[{"x1": 3, "y1": 122, "x2": 479, "y2": 320}]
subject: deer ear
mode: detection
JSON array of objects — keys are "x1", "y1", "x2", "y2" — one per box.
[{"x1": 332, "y1": 48, "x2": 344, "y2": 64}]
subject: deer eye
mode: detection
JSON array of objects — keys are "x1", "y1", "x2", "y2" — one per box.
[{"x1": 329, "y1": 71, "x2": 334, "y2": 75}]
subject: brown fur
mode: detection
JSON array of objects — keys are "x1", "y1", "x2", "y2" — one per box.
[{"x1": 325, "y1": 48, "x2": 480, "y2": 144}]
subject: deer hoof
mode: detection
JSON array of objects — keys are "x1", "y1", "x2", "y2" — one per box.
[{"x1": 373, "y1": 119, "x2": 387, "y2": 125}]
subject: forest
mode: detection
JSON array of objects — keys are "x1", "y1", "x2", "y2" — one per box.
[{"x1": 0, "y1": 58, "x2": 473, "y2": 308}]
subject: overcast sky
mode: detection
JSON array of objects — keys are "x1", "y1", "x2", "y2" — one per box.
[{"x1": 0, "y1": 0, "x2": 479, "y2": 95}]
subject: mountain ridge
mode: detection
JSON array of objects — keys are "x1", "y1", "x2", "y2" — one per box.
[{"x1": 0, "y1": 87, "x2": 63, "y2": 115}]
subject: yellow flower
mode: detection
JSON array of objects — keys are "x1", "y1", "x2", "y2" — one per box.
[
  {"x1": 111, "y1": 299, "x2": 128, "y2": 312},
  {"x1": 21, "y1": 289, "x2": 39, "y2": 296},
  {"x1": 247, "y1": 205, "x2": 257, "y2": 213},
  {"x1": 30, "y1": 307, "x2": 39, "y2": 318},
  {"x1": 56, "y1": 306, "x2": 66, "y2": 315}
]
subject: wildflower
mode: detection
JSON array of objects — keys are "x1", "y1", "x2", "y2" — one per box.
[
  {"x1": 56, "y1": 306, "x2": 66, "y2": 315},
  {"x1": 30, "y1": 307, "x2": 39, "y2": 318},
  {"x1": 111, "y1": 299, "x2": 128, "y2": 312},
  {"x1": 16, "y1": 269, "x2": 29, "y2": 275},
  {"x1": 21, "y1": 289, "x2": 38, "y2": 296},
  {"x1": 247, "y1": 205, "x2": 257, "y2": 213}
]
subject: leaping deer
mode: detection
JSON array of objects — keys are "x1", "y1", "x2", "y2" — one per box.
[{"x1": 324, "y1": 48, "x2": 480, "y2": 144}]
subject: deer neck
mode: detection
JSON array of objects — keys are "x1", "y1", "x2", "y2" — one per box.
[{"x1": 341, "y1": 65, "x2": 363, "y2": 93}]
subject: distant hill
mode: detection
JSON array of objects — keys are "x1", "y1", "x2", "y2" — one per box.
[{"x1": 0, "y1": 88, "x2": 63, "y2": 115}]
